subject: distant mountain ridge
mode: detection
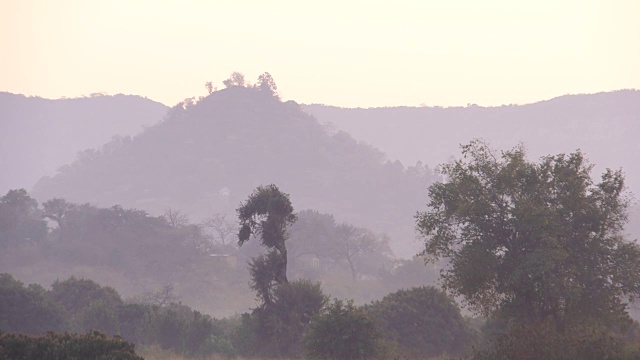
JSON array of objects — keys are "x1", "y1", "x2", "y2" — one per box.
[
  {"x1": 0, "y1": 92, "x2": 169, "y2": 194},
  {"x1": 303, "y1": 89, "x2": 640, "y2": 195}
]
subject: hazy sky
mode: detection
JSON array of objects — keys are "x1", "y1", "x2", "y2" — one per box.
[{"x1": 2, "y1": 0, "x2": 639, "y2": 107}]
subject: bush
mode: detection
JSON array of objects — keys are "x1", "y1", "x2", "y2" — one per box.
[
  {"x1": 469, "y1": 320, "x2": 624, "y2": 360},
  {"x1": 0, "y1": 331, "x2": 143, "y2": 360},
  {"x1": 306, "y1": 299, "x2": 384, "y2": 360},
  {"x1": 239, "y1": 279, "x2": 328, "y2": 358},
  {"x1": 366, "y1": 286, "x2": 473, "y2": 358},
  {"x1": 0, "y1": 274, "x2": 65, "y2": 334}
]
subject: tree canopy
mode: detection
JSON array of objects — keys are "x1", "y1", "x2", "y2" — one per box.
[
  {"x1": 237, "y1": 184, "x2": 297, "y2": 304},
  {"x1": 416, "y1": 140, "x2": 640, "y2": 330}
]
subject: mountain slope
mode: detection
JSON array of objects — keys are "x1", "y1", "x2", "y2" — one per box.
[
  {"x1": 32, "y1": 87, "x2": 434, "y2": 256},
  {"x1": 0, "y1": 92, "x2": 169, "y2": 193},
  {"x1": 303, "y1": 90, "x2": 640, "y2": 195}
]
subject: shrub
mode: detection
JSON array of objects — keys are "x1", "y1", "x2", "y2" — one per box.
[
  {"x1": 0, "y1": 273, "x2": 65, "y2": 334},
  {"x1": 306, "y1": 299, "x2": 383, "y2": 360},
  {"x1": 469, "y1": 320, "x2": 623, "y2": 360},
  {"x1": 0, "y1": 331, "x2": 143, "y2": 360},
  {"x1": 366, "y1": 286, "x2": 473, "y2": 358}
]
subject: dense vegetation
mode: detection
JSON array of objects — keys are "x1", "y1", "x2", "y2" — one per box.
[
  {"x1": 417, "y1": 141, "x2": 640, "y2": 358},
  {"x1": 0, "y1": 188, "x2": 437, "y2": 318}
]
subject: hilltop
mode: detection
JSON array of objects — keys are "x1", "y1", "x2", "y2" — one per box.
[
  {"x1": 0, "y1": 92, "x2": 168, "y2": 194},
  {"x1": 32, "y1": 85, "x2": 434, "y2": 256}
]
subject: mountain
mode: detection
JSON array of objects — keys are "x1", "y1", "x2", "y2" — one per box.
[
  {"x1": 303, "y1": 90, "x2": 640, "y2": 196},
  {"x1": 32, "y1": 87, "x2": 435, "y2": 257},
  {"x1": 0, "y1": 92, "x2": 169, "y2": 194}
]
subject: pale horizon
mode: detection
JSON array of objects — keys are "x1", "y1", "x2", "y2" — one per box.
[{"x1": 2, "y1": 0, "x2": 639, "y2": 108}]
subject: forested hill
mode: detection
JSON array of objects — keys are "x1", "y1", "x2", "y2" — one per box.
[
  {"x1": 303, "y1": 89, "x2": 640, "y2": 195},
  {"x1": 32, "y1": 86, "x2": 435, "y2": 256},
  {"x1": 0, "y1": 92, "x2": 169, "y2": 194}
]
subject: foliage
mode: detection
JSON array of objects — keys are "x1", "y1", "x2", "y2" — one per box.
[
  {"x1": 366, "y1": 286, "x2": 473, "y2": 358},
  {"x1": 469, "y1": 320, "x2": 624, "y2": 360},
  {"x1": 0, "y1": 189, "x2": 47, "y2": 248},
  {"x1": 416, "y1": 140, "x2": 640, "y2": 329},
  {"x1": 288, "y1": 210, "x2": 395, "y2": 281},
  {"x1": 0, "y1": 331, "x2": 143, "y2": 360},
  {"x1": 252, "y1": 279, "x2": 328, "y2": 358},
  {"x1": 256, "y1": 72, "x2": 278, "y2": 97},
  {"x1": 222, "y1": 72, "x2": 246, "y2": 88},
  {"x1": 306, "y1": 299, "x2": 384, "y2": 360},
  {"x1": 237, "y1": 184, "x2": 297, "y2": 303},
  {"x1": 0, "y1": 274, "x2": 65, "y2": 335}
]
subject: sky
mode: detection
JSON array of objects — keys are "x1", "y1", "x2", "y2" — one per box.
[{"x1": 1, "y1": 0, "x2": 639, "y2": 108}]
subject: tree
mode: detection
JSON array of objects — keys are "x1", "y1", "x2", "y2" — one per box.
[
  {"x1": 0, "y1": 189, "x2": 47, "y2": 248},
  {"x1": 203, "y1": 213, "x2": 237, "y2": 248},
  {"x1": 237, "y1": 184, "x2": 297, "y2": 304},
  {"x1": 416, "y1": 140, "x2": 640, "y2": 330},
  {"x1": 332, "y1": 224, "x2": 392, "y2": 280},
  {"x1": 204, "y1": 81, "x2": 213, "y2": 95},
  {"x1": 162, "y1": 208, "x2": 189, "y2": 229},
  {"x1": 222, "y1": 72, "x2": 246, "y2": 88},
  {"x1": 256, "y1": 72, "x2": 278, "y2": 97},
  {"x1": 252, "y1": 279, "x2": 328, "y2": 357},
  {"x1": 0, "y1": 273, "x2": 66, "y2": 334},
  {"x1": 42, "y1": 198, "x2": 76, "y2": 230},
  {"x1": 305, "y1": 299, "x2": 383, "y2": 360},
  {"x1": 366, "y1": 286, "x2": 473, "y2": 358}
]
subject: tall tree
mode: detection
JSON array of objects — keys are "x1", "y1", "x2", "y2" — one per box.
[
  {"x1": 416, "y1": 140, "x2": 640, "y2": 330},
  {"x1": 256, "y1": 72, "x2": 278, "y2": 97},
  {"x1": 237, "y1": 184, "x2": 297, "y2": 304}
]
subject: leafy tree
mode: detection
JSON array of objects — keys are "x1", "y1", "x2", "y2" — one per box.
[
  {"x1": 222, "y1": 72, "x2": 246, "y2": 88},
  {"x1": 416, "y1": 140, "x2": 640, "y2": 330},
  {"x1": 256, "y1": 72, "x2": 278, "y2": 97},
  {"x1": 42, "y1": 198, "x2": 76, "y2": 230},
  {"x1": 0, "y1": 273, "x2": 65, "y2": 334},
  {"x1": 0, "y1": 189, "x2": 47, "y2": 248},
  {"x1": 366, "y1": 286, "x2": 473, "y2": 358},
  {"x1": 252, "y1": 279, "x2": 328, "y2": 357},
  {"x1": 237, "y1": 184, "x2": 297, "y2": 304},
  {"x1": 49, "y1": 277, "x2": 123, "y2": 319},
  {"x1": 305, "y1": 299, "x2": 383, "y2": 360}
]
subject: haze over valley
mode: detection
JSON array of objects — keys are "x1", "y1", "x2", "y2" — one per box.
[{"x1": 2, "y1": 1, "x2": 640, "y2": 359}]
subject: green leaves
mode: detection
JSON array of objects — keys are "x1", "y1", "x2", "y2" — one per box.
[
  {"x1": 305, "y1": 299, "x2": 383, "y2": 360},
  {"x1": 416, "y1": 141, "x2": 639, "y2": 329}
]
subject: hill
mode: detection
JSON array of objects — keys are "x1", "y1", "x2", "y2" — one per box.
[
  {"x1": 32, "y1": 86, "x2": 435, "y2": 256},
  {"x1": 0, "y1": 92, "x2": 169, "y2": 194},
  {"x1": 303, "y1": 90, "x2": 640, "y2": 196}
]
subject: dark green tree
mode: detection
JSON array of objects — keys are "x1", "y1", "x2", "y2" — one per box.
[
  {"x1": 305, "y1": 299, "x2": 383, "y2": 360},
  {"x1": 416, "y1": 140, "x2": 640, "y2": 330},
  {"x1": 222, "y1": 72, "x2": 246, "y2": 88},
  {"x1": 0, "y1": 189, "x2": 47, "y2": 248},
  {"x1": 253, "y1": 279, "x2": 328, "y2": 357},
  {"x1": 237, "y1": 184, "x2": 297, "y2": 305},
  {"x1": 0, "y1": 273, "x2": 65, "y2": 335},
  {"x1": 256, "y1": 72, "x2": 278, "y2": 97},
  {"x1": 366, "y1": 286, "x2": 473, "y2": 358}
]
